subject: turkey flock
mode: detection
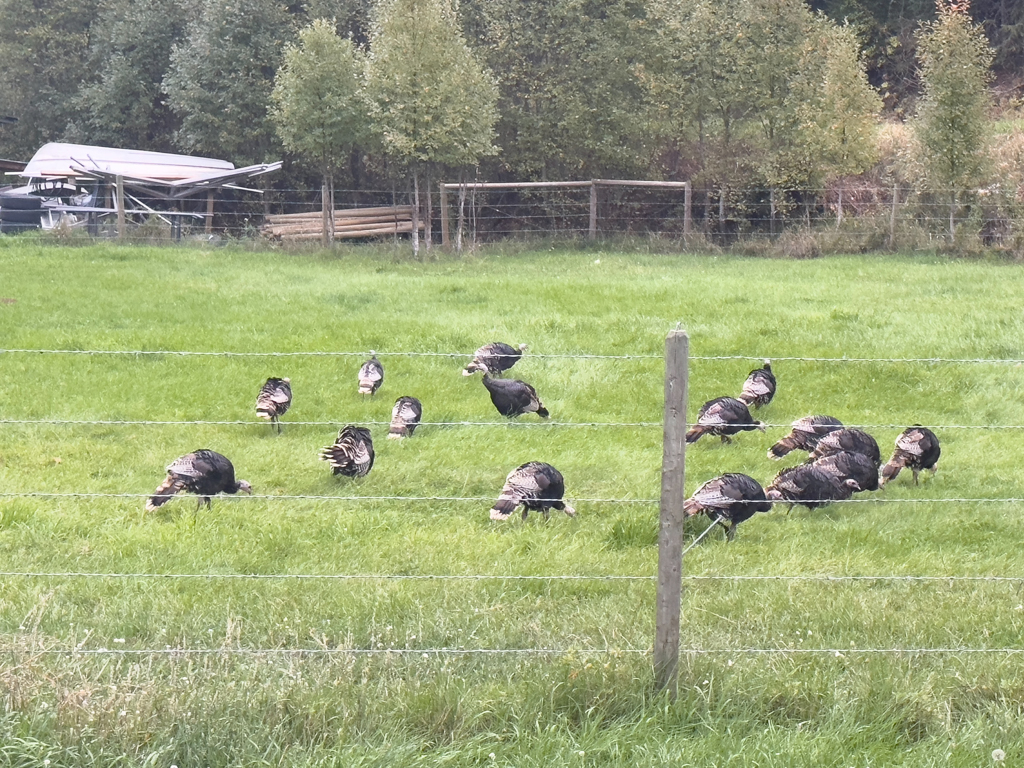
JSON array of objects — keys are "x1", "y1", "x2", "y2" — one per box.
[
  {"x1": 146, "y1": 345, "x2": 940, "y2": 548},
  {"x1": 147, "y1": 341, "x2": 573, "y2": 522}
]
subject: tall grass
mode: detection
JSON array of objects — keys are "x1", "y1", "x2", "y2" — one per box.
[{"x1": 1, "y1": 240, "x2": 1023, "y2": 766}]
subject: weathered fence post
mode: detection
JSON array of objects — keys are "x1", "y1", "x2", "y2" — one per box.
[
  {"x1": 589, "y1": 181, "x2": 598, "y2": 240},
  {"x1": 206, "y1": 191, "x2": 215, "y2": 236},
  {"x1": 683, "y1": 182, "x2": 692, "y2": 241},
  {"x1": 440, "y1": 183, "x2": 450, "y2": 249},
  {"x1": 889, "y1": 184, "x2": 898, "y2": 251},
  {"x1": 115, "y1": 175, "x2": 126, "y2": 239},
  {"x1": 655, "y1": 327, "x2": 689, "y2": 698}
]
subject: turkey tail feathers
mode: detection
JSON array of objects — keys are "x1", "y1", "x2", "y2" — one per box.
[
  {"x1": 768, "y1": 436, "x2": 797, "y2": 459},
  {"x1": 146, "y1": 476, "x2": 184, "y2": 511},
  {"x1": 685, "y1": 426, "x2": 706, "y2": 444},
  {"x1": 490, "y1": 496, "x2": 519, "y2": 520}
]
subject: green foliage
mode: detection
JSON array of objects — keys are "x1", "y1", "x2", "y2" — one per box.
[
  {"x1": 366, "y1": 0, "x2": 498, "y2": 170},
  {"x1": 915, "y1": 3, "x2": 994, "y2": 195},
  {"x1": 162, "y1": 0, "x2": 297, "y2": 164},
  {"x1": 271, "y1": 19, "x2": 369, "y2": 176}
]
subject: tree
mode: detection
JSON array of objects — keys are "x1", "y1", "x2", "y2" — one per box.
[
  {"x1": 163, "y1": 0, "x2": 295, "y2": 165},
  {"x1": 272, "y1": 20, "x2": 369, "y2": 244},
  {"x1": 367, "y1": 0, "x2": 498, "y2": 254},
  {"x1": 915, "y1": 0, "x2": 993, "y2": 242}
]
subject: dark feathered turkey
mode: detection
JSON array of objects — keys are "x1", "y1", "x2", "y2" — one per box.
[
  {"x1": 146, "y1": 449, "x2": 251, "y2": 511},
  {"x1": 482, "y1": 373, "x2": 549, "y2": 418},
  {"x1": 880, "y1": 426, "x2": 940, "y2": 487},
  {"x1": 807, "y1": 428, "x2": 881, "y2": 466},
  {"x1": 685, "y1": 397, "x2": 765, "y2": 444},
  {"x1": 255, "y1": 377, "x2": 292, "y2": 433},
  {"x1": 319, "y1": 425, "x2": 374, "y2": 477},
  {"x1": 737, "y1": 360, "x2": 776, "y2": 409},
  {"x1": 765, "y1": 463, "x2": 856, "y2": 511},
  {"x1": 388, "y1": 396, "x2": 423, "y2": 439},
  {"x1": 463, "y1": 342, "x2": 528, "y2": 377},
  {"x1": 812, "y1": 450, "x2": 880, "y2": 492},
  {"x1": 683, "y1": 473, "x2": 772, "y2": 541},
  {"x1": 490, "y1": 461, "x2": 575, "y2": 521},
  {"x1": 357, "y1": 354, "x2": 384, "y2": 395},
  {"x1": 768, "y1": 415, "x2": 844, "y2": 459}
]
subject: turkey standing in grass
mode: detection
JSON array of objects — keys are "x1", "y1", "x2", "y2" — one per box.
[
  {"x1": 490, "y1": 462, "x2": 575, "y2": 521},
  {"x1": 388, "y1": 396, "x2": 423, "y2": 439},
  {"x1": 319, "y1": 426, "x2": 374, "y2": 477},
  {"x1": 357, "y1": 354, "x2": 384, "y2": 395},
  {"x1": 482, "y1": 373, "x2": 549, "y2": 419},
  {"x1": 768, "y1": 415, "x2": 844, "y2": 459},
  {"x1": 685, "y1": 397, "x2": 765, "y2": 444},
  {"x1": 463, "y1": 342, "x2": 528, "y2": 377},
  {"x1": 765, "y1": 463, "x2": 858, "y2": 511},
  {"x1": 683, "y1": 473, "x2": 772, "y2": 541},
  {"x1": 737, "y1": 360, "x2": 776, "y2": 409},
  {"x1": 880, "y1": 426, "x2": 940, "y2": 487},
  {"x1": 807, "y1": 428, "x2": 881, "y2": 466},
  {"x1": 255, "y1": 377, "x2": 292, "y2": 433},
  {"x1": 812, "y1": 451, "x2": 880, "y2": 492},
  {"x1": 145, "y1": 449, "x2": 251, "y2": 511}
]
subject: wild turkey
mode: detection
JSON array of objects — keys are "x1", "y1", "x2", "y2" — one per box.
[
  {"x1": 765, "y1": 463, "x2": 857, "y2": 511},
  {"x1": 357, "y1": 354, "x2": 384, "y2": 395},
  {"x1": 880, "y1": 426, "x2": 940, "y2": 487},
  {"x1": 685, "y1": 397, "x2": 765, "y2": 444},
  {"x1": 737, "y1": 360, "x2": 776, "y2": 409},
  {"x1": 683, "y1": 473, "x2": 772, "y2": 541},
  {"x1": 463, "y1": 342, "x2": 528, "y2": 377},
  {"x1": 768, "y1": 415, "x2": 844, "y2": 459},
  {"x1": 255, "y1": 377, "x2": 292, "y2": 433},
  {"x1": 812, "y1": 451, "x2": 880, "y2": 492},
  {"x1": 319, "y1": 426, "x2": 374, "y2": 477},
  {"x1": 388, "y1": 396, "x2": 423, "y2": 439},
  {"x1": 490, "y1": 462, "x2": 575, "y2": 521},
  {"x1": 482, "y1": 373, "x2": 549, "y2": 419},
  {"x1": 145, "y1": 449, "x2": 251, "y2": 511},
  {"x1": 807, "y1": 428, "x2": 881, "y2": 466}
]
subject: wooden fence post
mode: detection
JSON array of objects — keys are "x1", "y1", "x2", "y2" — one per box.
[
  {"x1": 440, "y1": 183, "x2": 450, "y2": 249},
  {"x1": 655, "y1": 327, "x2": 688, "y2": 698},
  {"x1": 683, "y1": 182, "x2": 692, "y2": 240},
  {"x1": 115, "y1": 175, "x2": 126, "y2": 239},
  {"x1": 206, "y1": 191, "x2": 215, "y2": 236},
  {"x1": 589, "y1": 181, "x2": 598, "y2": 240},
  {"x1": 889, "y1": 184, "x2": 898, "y2": 251}
]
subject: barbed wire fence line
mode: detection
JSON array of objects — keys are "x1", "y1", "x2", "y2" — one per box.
[{"x1": 3, "y1": 336, "x2": 1024, "y2": 682}]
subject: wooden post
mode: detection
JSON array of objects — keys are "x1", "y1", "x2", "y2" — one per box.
[
  {"x1": 889, "y1": 184, "x2": 898, "y2": 250},
  {"x1": 115, "y1": 175, "x2": 126, "y2": 239},
  {"x1": 589, "y1": 181, "x2": 598, "y2": 240},
  {"x1": 655, "y1": 327, "x2": 688, "y2": 698},
  {"x1": 322, "y1": 182, "x2": 330, "y2": 247},
  {"x1": 683, "y1": 181, "x2": 692, "y2": 240},
  {"x1": 440, "y1": 183, "x2": 450, "y2": 249},
  {"x1": 206, "y1": 191, "x2": 214, "y2": 235}
]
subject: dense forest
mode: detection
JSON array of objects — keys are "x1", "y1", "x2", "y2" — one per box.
[{"x1": 0, "y1": 0, "x2": 1021, "y2": 244}]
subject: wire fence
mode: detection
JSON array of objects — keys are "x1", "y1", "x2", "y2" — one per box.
[{"x1": 3, "y1": 342, "x2": 1024, "y2": 665}]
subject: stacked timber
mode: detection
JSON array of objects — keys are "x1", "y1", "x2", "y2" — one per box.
[{"x1": 262, "y1": 205, "x2": 422, "y2": 241}]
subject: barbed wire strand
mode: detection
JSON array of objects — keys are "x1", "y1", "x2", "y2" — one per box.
[
  {"x1": 2, "y1": 646, "x2": 1020, "y2": 657},
  {"x1": 4, "y1": 349, "x2": 1024, "y2": 364}
]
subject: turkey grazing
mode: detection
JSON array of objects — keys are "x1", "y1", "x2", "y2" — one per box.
[
  {"x1": 319, "y1": 426, "x2": 374, "y2": 477},
  {"x1": 482, "y1": 373, "x2": 549, "y2": 419},
  {"x1": 463, "y1": 342, "x2": 528, "y2": 377},
  {"x1": 807, "y1": 428, "x2": 881, "y2": 466},
  {"x1": 388, "y1": 396, "x2": 423, "y2": 439},
  {"x1": 768, "y1": 415, "x2": 844, "y2": 459},
  {"x1": 145, "y1": 449, "x2": 251, "y2": 511},
  {"x1": 765, "y1": 464, "x2": 857, "y2": 511},
  {"x1": 357, "y1": 354, "x2": 384, "y2": 395},
  {"x1": 683, "y1": 473, "x2": 772, "y2": 541},
  {"x1": 737, "y1": 360, "x2": 776, "y2": 409},
  {"x1": 255, "y1": 377, "x2": 292, "y2": 433},
  {"x1": 685, "y1": 397, "x2": 765, "y2": 444},
  {"x1": 812, "y1": 451, "x2": 880, "y2": 492},
  {"x1": 880, "y1": 426, "x2": 941, "y2": 487},
  {"x1": 490, "y1": 462, "x2": 575, "y2": 521}
]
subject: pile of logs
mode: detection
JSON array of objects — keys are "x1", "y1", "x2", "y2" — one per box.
[{"x1": 262, "y1": 205, "x2": 422, "y2": 242}]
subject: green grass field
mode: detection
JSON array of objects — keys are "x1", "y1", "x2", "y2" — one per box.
[{"x1": 1, "y1": 240, "x2": 1024, "y2": 767}]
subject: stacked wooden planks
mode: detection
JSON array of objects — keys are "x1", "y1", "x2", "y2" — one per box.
[{"x1": 262, "y1": 205, "x2": 422, "y2": 241}]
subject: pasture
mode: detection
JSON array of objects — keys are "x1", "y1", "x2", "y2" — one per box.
[{"x1": 1, "y1": 240, "x2": 1023, "y2": 767}]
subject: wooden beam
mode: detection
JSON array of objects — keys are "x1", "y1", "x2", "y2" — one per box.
[
  {"x1": 440, "y1": 182, "x2": 450, "y2": 249},
  {"x1": 655, "y1": 327, "x2": 689, "y2": 698},
  {"x1": 589, "y1": 181, "x2": 598, "y2": 240},
  {"x1": 205, "y1": 191, "x2": 214, "y2": 235},
  {"x1": 115, "y1": 175, "x2": 126, "y2": 239}
]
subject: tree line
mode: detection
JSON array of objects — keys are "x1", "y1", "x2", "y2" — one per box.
[{"x1": 0, "y1": 0, "x2": 1014, "y2": 245}]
